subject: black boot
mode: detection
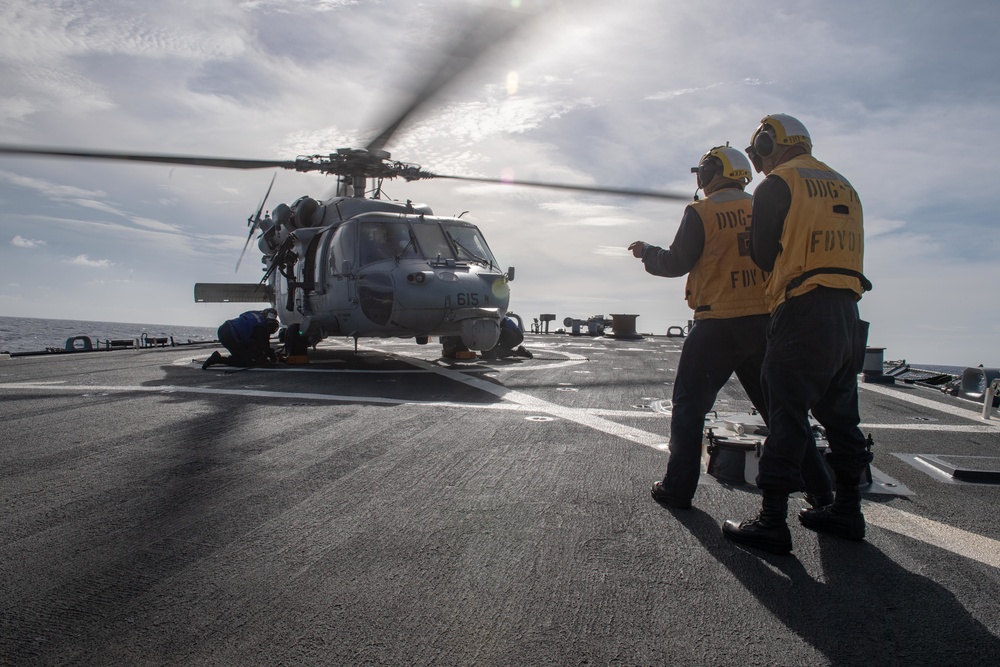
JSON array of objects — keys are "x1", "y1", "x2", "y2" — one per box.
[
  {"x1": 202, "y1": 351, "x2": 223, "y2": 369},
  {"x1": 650, "y1": 481, "x2": 692, "y2": 509},
  {"x1": 723, "y1": 490, "x2": 792, "y2": 554},
  {"x1": 799, "y1": 474, "x2": 866, "y2": 541},
  {"x1": 804, "y1": 491, "x2": 834, "y2": 509}
]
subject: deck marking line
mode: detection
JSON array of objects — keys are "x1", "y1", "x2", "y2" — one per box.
[
  {"x1": 864, "y1": 503, "x2": 1000, "y2": 570},
  {"x1": 860, "y1": 423, "x2": 1000, "y2": 433},
  {"x1": 395, "y1": 353, "x2": 666, "y2": 446},
  {"x1": 349, "y1": 344, "x2": 668, "y2": 447},
  {"x1": 860, "y1": 382, "x2": 1000, "y2": 429}
]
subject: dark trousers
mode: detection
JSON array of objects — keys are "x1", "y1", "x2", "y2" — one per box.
[
  {"x1": 757, "y1": 287, "x2": 870, "y2": 492},
  {"x1": 662, "y1": 316, "x2": 832, "y2": 503}
]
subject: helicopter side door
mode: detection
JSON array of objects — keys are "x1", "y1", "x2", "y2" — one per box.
[{"x1": 354, "y1": 218, "x2": 419, "y2": 327}]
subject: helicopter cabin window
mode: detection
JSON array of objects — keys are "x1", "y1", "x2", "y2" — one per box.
[
  {"x1": 441, "y1": 222, "x2": 498, "y2": 267},
  {"x1": 359, "y1": 220, "x2": 418, "y2": 266}
]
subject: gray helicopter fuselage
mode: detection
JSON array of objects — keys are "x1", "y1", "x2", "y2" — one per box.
[{"x1": 261, "y1": 196, "x2": 511, "y2": 350}]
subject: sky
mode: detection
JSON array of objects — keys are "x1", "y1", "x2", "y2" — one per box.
[{"x1": 1, "y1": 0, "x2": 998, "y2": 366}]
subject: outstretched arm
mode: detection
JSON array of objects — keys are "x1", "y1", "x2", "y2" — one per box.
[{"x1": 631, "y1": 205, "x2": 705, "y2": 278}]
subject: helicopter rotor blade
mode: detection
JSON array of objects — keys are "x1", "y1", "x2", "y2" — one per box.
[
  {"x1": 427, "y1": 173, "x2": 692, "y2": 202},
  {"x1": 236, "y1": 172, "x2": 277, "y2": 273},
  {"x1": 0, "y1": 144, "x2": 296, "y2": 171},
  {"x1": 255, "y1": 172, "x2": 277, "y2": 218},
  {"x1": 365, "y1": 5, "x2": 543, "y2": 155},
  {"x1": 235, "y1": 226, "x2": 258, "y2": 274}
]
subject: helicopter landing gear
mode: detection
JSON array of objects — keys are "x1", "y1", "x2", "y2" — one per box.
[
  {"x1": 441, "y1": 335, "x2": 476, "y2": 360},
  {"x1": 282, "y1": 323, "x2": 310, "y2": 364}
]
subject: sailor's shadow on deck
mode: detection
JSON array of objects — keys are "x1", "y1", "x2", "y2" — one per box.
[{"x1": 674, "y1": 508, "x2": 1000, "y2": 665}]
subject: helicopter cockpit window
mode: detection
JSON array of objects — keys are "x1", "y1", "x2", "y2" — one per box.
[
  {"x1": 359, "y1": 220, "x2": 417, "y2": 266},
  {"x1": 411, "y1": 223, "x2": 453, "y2": 262},
  {"x1": 441, "y1": 222, "x2": 498, "y2": 267}
]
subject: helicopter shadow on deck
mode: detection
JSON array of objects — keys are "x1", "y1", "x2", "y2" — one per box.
[
  {"x1": 671, "y1": 508, "x2": 1000, "y2": 664},
  {"x1": 153, "y1": 348, "x2": 517, "y2": 407}
]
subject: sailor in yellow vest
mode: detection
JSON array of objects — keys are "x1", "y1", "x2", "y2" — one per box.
[
  {"x1": 629, "y1": 145, "x2": 833, "y2": 510},
  {"x1": 722, "y1": 114, "x2": 872, "y2": 554}
]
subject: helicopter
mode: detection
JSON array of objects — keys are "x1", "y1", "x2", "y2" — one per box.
[{"x1": 0, "y1": 5, "x2": 689, "y2": 356}]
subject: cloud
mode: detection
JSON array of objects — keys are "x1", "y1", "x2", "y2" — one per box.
[
  {"x1": 11, "y1": 235, "x2": 45, "y2": 248},
  {"x1": 0, "y1": 170, "x2": 106, "y2": 200},
  {"x1": 67, "y1": 254, "x2": 113, "y2": 268},
  {"x1": 238, "y1": 0, "x2": 357, "y2": 12},
  {"x1": 0, "y1": 0, "x2": 997, "y2": 366},
  {"x1": 645, "y1": 78, "x2": 766, "y2": 101}
]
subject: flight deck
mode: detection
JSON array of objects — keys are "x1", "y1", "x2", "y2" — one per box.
[{"x1": 2, "y1": 334, "x2": 999, "y2": 665}]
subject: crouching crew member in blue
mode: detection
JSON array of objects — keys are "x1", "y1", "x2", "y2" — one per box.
[
  {"x1": 480, "y1": 314, "x2": 533, "y2": 359},
  {"x1": 723, "y1": 114, "x2": 872, "y2": 554},
  {"x1": 629, "y1": 145, "x2": 833, "y2": 510},
  {"x1": 202, "y1": 308, "x2": 280, "y2": 369}
]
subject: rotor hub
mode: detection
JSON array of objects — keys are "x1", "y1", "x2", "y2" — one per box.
[{"x1": 291, "y1": 148, "x2": 428, "y2": 182}]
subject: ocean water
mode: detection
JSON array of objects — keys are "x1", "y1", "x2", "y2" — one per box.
[{"x1": 0, "y1": 316, "x2": 218, "y2": 354}]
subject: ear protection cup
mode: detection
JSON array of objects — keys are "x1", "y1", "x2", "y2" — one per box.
[
  {"x1": 697, "y1": 157, "x2": 720, "y2": 189},
  {"x1": 752, "y1": 129, "x2": 775, "y2": 158}
]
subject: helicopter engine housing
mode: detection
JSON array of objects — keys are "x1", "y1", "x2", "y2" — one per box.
[{"x1": 290, "y1": 197, "x2": 321, "y2": 229}]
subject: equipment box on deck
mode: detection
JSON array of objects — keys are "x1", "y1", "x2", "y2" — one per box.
[
  {"x1": 702, "y1": 414, "x2": 769, "y2": 486},
  {"x1": 702, "y1": 413, "x2": 871, "y2": 488},
  {"x1": 705, "y1": 434, "x2": 763, "y2": 486}
]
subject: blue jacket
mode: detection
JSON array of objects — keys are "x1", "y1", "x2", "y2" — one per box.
[{"x1": 228, "y1": 311, "x2": 267, "y2": 342}]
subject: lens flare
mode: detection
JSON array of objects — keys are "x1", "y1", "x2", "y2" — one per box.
[
  {"x1": 506, "y1": 71, "x2": 519, "y2": 96},
  {"x1": 492, "y1": 280, "x2": 511, "y2": 300}
]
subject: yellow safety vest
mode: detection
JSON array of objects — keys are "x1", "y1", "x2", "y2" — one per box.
[
  {"x1": 766, "y1": 155, "x2": 868, "y2": 311},
  {"x1": 686, "y1": 188, "x2": 770, "y2": 320}
]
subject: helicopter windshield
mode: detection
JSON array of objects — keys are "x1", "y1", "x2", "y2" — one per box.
[
  {"x1": 354, "y1": 217, "x2": 500, "y2": 268},
  {"x1": 440, "y1": 221, "x2": 498, "y2": 267},
  {"x1": 359, "y1": 220, "x2": 419, "y2": 266},
  {"x1": 411, "y1": 223, "x2": 453, "y2": 261}
]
